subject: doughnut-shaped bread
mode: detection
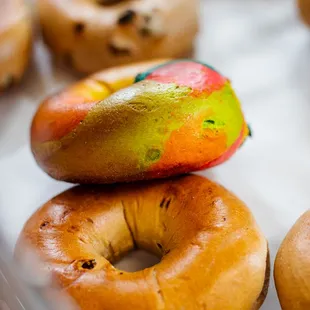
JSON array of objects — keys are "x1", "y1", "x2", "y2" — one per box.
[
  {"x1": 15, "y1": 175, "x2": 269, "y2": 310},
  {"x1": 38, "y1": 0, "x2": 198, "y2": 73},
  {"x1": 298, "y1": 0, "x2": 310, "y2": 26},
  {"x1": 31, "y1": 59, "x2": 249, "y2": 184},
  {"x1": 274, "y1": 211, "x2": 310, "y2": 310},
  {"x1": 0, "y1": 0, "x2": 32, "y2": 91}
]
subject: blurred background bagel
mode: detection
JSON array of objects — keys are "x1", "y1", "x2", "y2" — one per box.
[
  {"x1": 0, "y1": 0, "x2": 32, "y2": 92},
  {"x1": 38, "y1": 0, "x2": 199, "y2": 73},
  {"x1": 298, "y1": 0, "x2": 310, "y2": 26}
]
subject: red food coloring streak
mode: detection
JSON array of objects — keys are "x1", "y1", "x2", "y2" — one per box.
[{"x1": 145, "y1": 62, "x2": 227, "y2": 94}]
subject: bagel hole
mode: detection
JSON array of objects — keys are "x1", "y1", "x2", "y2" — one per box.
[{"x1": 114, "y1": 249, "x2": 161, "y2": 272}]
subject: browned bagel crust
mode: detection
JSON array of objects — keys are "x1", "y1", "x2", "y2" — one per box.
[
  {"x1": 16, "y1": 175, "x2": 268, "y2": 310},
  {"x1": 252, "y1": 248, "x2": 270, "y2": 310}
]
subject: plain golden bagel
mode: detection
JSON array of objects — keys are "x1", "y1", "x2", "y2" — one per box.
[
  {"x1": 31, "y1": 59, "x2": 249, "y2": 184},
  {"x1": 0, "y1": 0, "x2": 32, "y2": 91},
  {"x1": 274, "y1": 210, "x2": 310, "y2": 310},
  {"x1": 15, "y1": 175, "x2": 269, "y2": 310},
  {"x1": 38, "y1": 0, "x2": 199, "y2": 73}
]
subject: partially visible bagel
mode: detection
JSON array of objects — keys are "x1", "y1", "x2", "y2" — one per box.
[
  {"x1": 298, "y1": 0, "x2": 310, "y2": 26},
  {"x1": 275, "y1": 211, "x2": 310, "y2": 310},
  {"x1": 0, "y1": 0, "x2": 32, "y2": 91},
  {"x1": 38, "y1": 0, "x2": 199, "y2": 73}
]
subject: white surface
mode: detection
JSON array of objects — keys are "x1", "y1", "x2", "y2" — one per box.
[{"x1": 0, "y1": 0, "x2": 309, "y2": 309}]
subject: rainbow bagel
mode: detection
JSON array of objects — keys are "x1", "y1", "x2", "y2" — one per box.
[{"x1": 31, "y1": 59, "x2": 249, "y2": 184}]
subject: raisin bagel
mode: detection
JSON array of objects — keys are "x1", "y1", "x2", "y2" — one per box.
[
  {"x1": 15, "y1": 175, "x2": 269, "y2": 310},
  {"x1": 38, "y1": 0, "x2": 199, "y2": 73}
]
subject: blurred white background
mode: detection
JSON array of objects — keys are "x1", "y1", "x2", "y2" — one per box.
[{"x1": 1, "y1": 0, "x2": 309, "y2": 309}]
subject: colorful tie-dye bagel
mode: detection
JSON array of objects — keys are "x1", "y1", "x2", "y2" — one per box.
[{"x1": 31, "y1": 59, "x2": 249, "y2": 184}]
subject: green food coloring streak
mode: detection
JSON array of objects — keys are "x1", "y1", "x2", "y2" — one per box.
[
  {"x1": 248, "y1": 124, "x2": 252, "y2": 137},
  {"x1": 146, "y1": 149, "x2": 161, "y2": 161},
  {"x1": 202, "y1": 119, "x2": 225, "y2": 130}
]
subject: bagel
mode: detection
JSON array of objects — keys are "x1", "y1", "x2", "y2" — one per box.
[
  {"x1": 38, "y1": 0, "x2": 198, "y2": 73},
  {"x1": 274, "y1": 210, "x2": 310, "y2": 310},
  {"x1": 31, "y1": 59, "x2": 249, "y2": 184},
  {"x1": 15, "y1": 174, "x2": 269, "y2": 310},
  {"x1": 298, "y1": 0, "x2": 310, "y2": 26},
  {"x1": 0, "y1": 0, "x2": 32, "y2": 91}
]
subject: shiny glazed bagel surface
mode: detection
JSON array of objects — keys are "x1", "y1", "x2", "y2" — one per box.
[
  {"x1": 15, "y1": 175, "x2": 269, "y2": 310},
  {"x1": 31, "y1": 59, "x2": 249, "y2": 184},
  {"x1": 274, "y1": 210, "x2": 310, "y2": 310},
  {"x1": 38, "y1": 0, "x2": 198, "y2": 73},
  {"x1": 0, "y1": 0, "x2": 32, "y2": 91}
]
